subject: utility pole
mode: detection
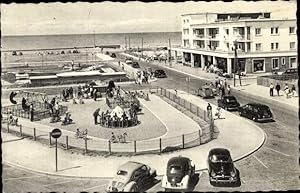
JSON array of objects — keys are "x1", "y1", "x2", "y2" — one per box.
[
  {"x1": 128, "y1": 37, "x2": 131, "y2": 50},
  {"x1": 168, "y1": 38, "x2": 172, "y2": 67},
  {"x1": 125, "y1": 36, "x2": 127, "y2": 51},
  {"x1": 233, "y1": 40, "x2": 238, "y2": 87},
  {"x1": 141, "y1": 37, "x2": 143, "y2": 59}
]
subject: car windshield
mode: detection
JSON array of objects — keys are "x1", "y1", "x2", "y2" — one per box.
[
  {"x1": 169, "y1": 165, "x2": 182, "y2": 174},
  {"x1": 257, "y1": 106, "x2": 270, "y2": 113},
  {"x1": 117, "y1": 170, "x2": 128, "y2": 176},
  {"x1": 225, "y1": 98, "x2": 237, "y2": 103},
  {"x1": 211, "y1": 155, "x2": 231, "y2": 163}
]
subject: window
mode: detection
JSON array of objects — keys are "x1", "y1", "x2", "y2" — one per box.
[
  {"x1": 253, "y1": 59, "x2": 265, "y2": 72},
  {"x1": 183, "y1": 20, "x2": 185, "y2": 23},
  {"x1": 187, "y1": 19, "x2": 189, "y2": 23},
  {"x1": 183, "y1": 28, "x2": 189, "y2": 35},
  {"x1": 271, "y1": 27, "x2": 279, "y2": 35},
  {"x1": 289, "y1": 26, "x2": 295, "y2": 34},
  {"x1": 271, "y1": 42, "x2": 279, "y2": 50},
  {"x1": 183, "y1": 39, "x2": 190, "y2": 47},
  {"x1": 290, "y1": 42, "x2": 296, "y2": 49},
  {"x1": 255, "y1": 28, "x2": 261, "y2": 36},
  {"x1": 255, "y1": 43, "x2": 262, "y2": 51},
  {"x1": 289, "y1": 57, "x2": 297, "y2": 68},
  {"x1": 281, "y1": 57, "x2": 286, "y2": 66},
  {"x1": 272, "y1": 58, "x2": 279, "y2": 69},
  {"x1": 225, "y1": 29, "x2": 229, "y2": 35}
]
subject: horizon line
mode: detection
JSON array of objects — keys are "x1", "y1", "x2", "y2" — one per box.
[{"x1": 2, "y1": 31, "x2": 182, "y2": 37}]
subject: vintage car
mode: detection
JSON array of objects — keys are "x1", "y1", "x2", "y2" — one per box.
[
  {"x1": 106, "y1": 161, "x2": 156, "y2": 192},
  {"x1": 131, "y1": 61, "x2": 140, "y2": 68},
  {"x1": 238, "y1": 103, "x2": 273, "y2": 122},
  {"x1": 197, "y1": 85, "x2": 214, "y2": 98},
  {"x1": 162, "y1": 156, "x2": 195, "y2": 191},
  {"x1": 217, "y1": 96, "x2": 240, "y2": 111},
  {"x1": 154, "y1": 69, "x2": 167, "y2": 78},
  {"x1": 207, "y1": 148, "x2": 239, "y2": 186},
  {"x1": 111, "y1": 53, "x2": 117, "y2": 58}
]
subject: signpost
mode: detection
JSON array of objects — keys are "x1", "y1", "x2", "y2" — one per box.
[{"x1": 51, "y1": 128, "x2": 62, "y2": 172}]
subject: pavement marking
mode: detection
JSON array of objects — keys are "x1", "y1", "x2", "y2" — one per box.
[
  {"x1": 4, "y1": 175, "x2": 43, "y2": 181},
  {"x1": 253, "y1": 155, "x2": 268, "y2": 169},
  {"x1": 82, "y1": 182, "x2": 108, "y2": 191},
  {"x1": 264, "y1": 146, "x2": 290, "y2": 157},
  {"x1": 42, "y1": 179, "x2": 83, "y2": 187}
]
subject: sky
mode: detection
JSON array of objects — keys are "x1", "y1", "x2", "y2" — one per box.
[{"x1": 1, "y1": 1, "x2": 297, "y2": 36}]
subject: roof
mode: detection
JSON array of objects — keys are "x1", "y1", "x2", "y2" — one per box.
[
  {"x1": 182, "y1": 11, "x2": 271, "y2": 16},
  {"x1": 209, "y1": 148, "x2": 230, "y2": 156},
  {"x1": 247, "y1": 103, "x2": 269, "y2": 108},
  {"x1": 223, "y1": 95, "x2": 237, "y2": 99},
  {"x1": 167, "y1": 156, "x2": 190, "y2": 166},
  {"x1": 117, "y1": 161, "x2": 143, "y2": 174}
]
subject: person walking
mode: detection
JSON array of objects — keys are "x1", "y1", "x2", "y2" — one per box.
[
  {"x1": 284, "y1": 84, "x2": 289, "y2": 98},
  {"x1": 291, "y1": 85, "x2": 296, "y2": 97},
  {"x1": 269, "y1": 83, "x2": 274, "y2": 96},
  {"x1": 207, "y1": 103, "x2": 212, "y2": 119},
  {"x1": 227, "y1": 85, "x2": 231, "y2": 95},
  {"x1": 275, "y1": 83, "x2": 281, "y2": 96},
  {"x1": 93, "y1": 108, "x2": 100, "y2": 125}
]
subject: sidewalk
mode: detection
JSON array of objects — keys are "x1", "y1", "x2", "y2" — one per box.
[
  {"x1": 2, "y1": 90, "x2": 265, "y2": 178},
  {"x1": 121, "y1": 52, "x2": 298, "y2": 109}
]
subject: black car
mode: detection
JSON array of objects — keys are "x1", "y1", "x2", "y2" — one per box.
[
  {"x1": 217, "y1": 96, "x2": 240, "y2": 111},
  {"x1": 154, "y1": 69, "x2": 167, "y2": 78},
  {"x1": 207, "y1": 148, "x2": 239, "y2": 186},
  {"x1": 111, "y1": 53, "x2": 116, "y2": 58},
  {"x1": 132, "y1": 61, "x2": 140, "y2": 68},
  {"x1": 282, "y1": 68, "x2": 297, "y2": 75},
  {"x1": 238, "y1": 103, "x2": 273, "y2": 122}
]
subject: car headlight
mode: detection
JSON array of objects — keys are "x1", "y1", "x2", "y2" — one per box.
[
  {"x1": 230, "y1": 171, "x2": 236, "y2": 177},
  {"x1": 211, "y1": 170, "x2": 216, "y2": 177}
]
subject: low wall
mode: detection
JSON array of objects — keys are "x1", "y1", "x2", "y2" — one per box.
[{"x1": 257, "y1": 75, "x2": 298, "y2": 94}]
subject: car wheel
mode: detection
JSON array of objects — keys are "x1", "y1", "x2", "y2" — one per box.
[{"x1": 130, "y1": 184, "x2": 138, "y2": 192}]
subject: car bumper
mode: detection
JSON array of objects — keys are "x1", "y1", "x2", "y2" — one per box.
[
  {"x1": 210, "y1": 176, "x2": 238, "y2": 183},
  {"x1": 162, "y1": 183, "x2": 188, "y2": 190},
  {"x1": 257, "y1": 117, "x2": 273, "y2": 121},
  {"x1": 226, "y1": 106, "x2": 239, "y2": 111}
]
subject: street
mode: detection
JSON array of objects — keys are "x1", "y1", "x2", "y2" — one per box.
[{"x1": 3, "y1": 54, "x2": 299, "y2": 192}]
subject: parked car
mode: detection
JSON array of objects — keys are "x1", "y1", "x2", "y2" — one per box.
[
  {"x1": 154, "y1": 69, "x2": 167, "y2": 78},
  {"x1": 106, "y1": 161, "x2": 157, "y2": 192},
  {"x1": 207, "y1": 148, "x2": 239, "y2": 186},
  {"x1": 217, "y1": 96, "x2": 240, "y2": 111},
  {"x1": 132, "y1": 61, "x2": 140, "y2": 68},
  {"x1": 238, "y1": 103, "x2": 273, "y2": 122},
  {"x1": 197, "y1": 85, "x2": 214, "y2": 98},
  {"x1": 282, "y1": 68, "x2": 298, "y2": 75},
  {"x1": 111, "y1": 53, "x2": 116, "y2": 58},
  {"x1": 162, "y1": 156, "x2": 195, "y2": 191}
]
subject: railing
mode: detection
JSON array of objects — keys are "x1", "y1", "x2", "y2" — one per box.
[{"x1": 2, "y1": 87, "x2": 219, "y2": 155}]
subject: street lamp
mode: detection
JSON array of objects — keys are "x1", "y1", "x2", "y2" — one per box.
[{"x1": 233, "y1": 40, "x2": 238, "y2": 87}]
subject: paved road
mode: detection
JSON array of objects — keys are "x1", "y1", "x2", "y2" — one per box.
[{"x1": 2, "y1": 53, "x2": 299, "y2": 192}]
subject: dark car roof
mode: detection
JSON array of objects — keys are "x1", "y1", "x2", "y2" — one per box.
[
  {"x1": 223, "y1": 96, "x2": 236, "y2": 100},
  {"x1": 167, "y1": 156, "x2": 190, "y2": 167},
  {"x1": 247, "y1": 103, "x2": 269, "y2": 108},
  {"x1": 209, "y1": 148, "x2": 230, "y2": 156},
  {"x1": 155, "y1": 69, "x2": 165, "y2": 72}
]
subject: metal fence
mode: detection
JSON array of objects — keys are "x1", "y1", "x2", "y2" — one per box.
[
  {"x1": 2, "y1": 101, "x2": 68, "y2": 121},
  {"x1": 1, "y1": 87, "x2": 218, "y2": 155}
]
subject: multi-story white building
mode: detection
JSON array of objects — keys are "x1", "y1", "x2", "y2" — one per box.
[{"x1": 172, "y1": 12, "x2": 297, "y2": 74}]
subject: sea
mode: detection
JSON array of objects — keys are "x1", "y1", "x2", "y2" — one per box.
[{"x1": 1, "y1": 32, "x2": 182, "y2": 51}]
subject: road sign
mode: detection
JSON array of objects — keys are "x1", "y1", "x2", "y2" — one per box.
[{"x1": 51, "y1": 128, "x2": 62, "y2": 139}]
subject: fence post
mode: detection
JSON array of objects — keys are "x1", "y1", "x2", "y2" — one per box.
[
  {"x1": 210, "y1": 119, "x2": 214, "y2": 140},
  {"x1": 183, "y1": 99, "x2": 185, "y2": 109},
  {"x1": 190, "y1": 102, "x2": 192, "y2": 112},
  {"x1": 49, "y1": 132, "x2": 52, "y2": 146},
  {"x1": 19, "y1": 124, "x2": 23, "y2": 136},
  {"x1": 204, "y1": 111, "x2": 206, "y2": 121},
  {"x1": 108, "y1": 140, "x2": 112, "y2": 155},
  {"x1": 198, "y1": 130, "x2": 201, "y2": 145},
  {"x1": 33, "y1": 128, "x2": 36, "y2": 141},
  {"x1": 66, "y1": 136, "x2": 69, "y2": 150},
  {"x1": 197, "y1": 107, "x2": 199, "y2": 117},
  {"x1": 134, "y1": 140, "x2": 137, "y2": 153},
  {"x1": 182, "y1": 134, "x2": 185, "y2": 149},
  {"x1": 7, "y1": 122, "x2": 10, "y2": 133},
  {"x1": 85, "y1": 138, "x2": 88, "y2": 153},
  {"x1": 159, "y1": 138, "x2": 162, "y2": 153}
]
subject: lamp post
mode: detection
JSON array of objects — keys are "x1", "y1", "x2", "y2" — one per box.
[{"x1": 233, "y1": 40, "x2": 238, "y2": 87}]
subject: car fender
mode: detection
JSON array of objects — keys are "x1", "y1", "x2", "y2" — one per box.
[
  {"x1": 180, "y1": 175, "x2": 190, "y2": 189},
  {"x1": 161, "y1": 175, "x2": 168, "y2": 188},
  {"x1": 123, "y1": 181, "x2": 137, "y2": 192},
  {"x1": 149, "y1": 168, "x2": 157, "y2": 177}
]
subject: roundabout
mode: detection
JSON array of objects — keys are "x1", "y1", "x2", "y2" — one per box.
[{"x1": 2, "y1": 88, "x2": 265, "y2": 178}]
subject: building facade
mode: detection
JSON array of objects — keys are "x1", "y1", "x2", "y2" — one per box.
[{"x1": 172, "y1": 12, "x2": 297, "y2": 74}]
